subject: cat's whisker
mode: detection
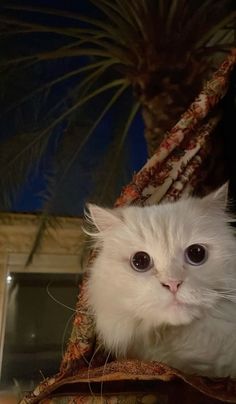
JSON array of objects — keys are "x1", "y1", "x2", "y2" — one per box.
[
  {"x1": 215, "y1": 253, "x2": 236, "y2": 258},
  {"x1": 200, "y1": 287, "x2": 236, "y2": 305},
  {"x1": 217, "y1": 289, "x2": 236, "y2": 294},
  {"x1": 46, "y1": 282, "x2": 76, "y2": 312},
  {"x1": 100, "y1": 350, "x2": 112, "y2": 403},
  {"x1": 218, "y1": 294, "x2": 236, "y2": 303},
  {"x1": 61, "y1": 312, "x2": 75, "y2": 359},
  {"x1": 201, "y1": 289, "x2": 219, "y2": 297},
  {"x1": 87, "y1": 342, "x2": 102, "y2": 399},
  {"x1": 46, "y1": 285, "x2": 92, "y2": 367},
  {"x1": 211, "y1": 303, "x2": 236, "y2": 320},
  {"x1": 210, "y1": 306, "x2": 227, "y2": 318},
  {"x1": 219, "y1": 286, "x2": 236, "y2": 292}
]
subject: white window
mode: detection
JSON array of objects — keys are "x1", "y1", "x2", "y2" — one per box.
[{"x1": 0, "y1": 214, "x2": 84, "y2": 392}]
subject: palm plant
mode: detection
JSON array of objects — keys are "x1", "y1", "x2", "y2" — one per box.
[{"x1": 0, "y1": 0, "x2": 235, "y2": 218}]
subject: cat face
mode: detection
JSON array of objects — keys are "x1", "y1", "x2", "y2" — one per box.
[{"x1": 86, "y1": 185, "x2": 235, "y2": 338}]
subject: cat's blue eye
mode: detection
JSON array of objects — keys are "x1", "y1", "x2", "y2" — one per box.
[
  {"x1": 184, "y1": 244, "x2": 208, "y2": 266},
  {"x1": 130, "y1": 251, "x2": 153, "y2": 272}
]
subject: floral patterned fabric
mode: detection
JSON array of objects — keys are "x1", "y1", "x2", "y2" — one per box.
[{"x1": 20, "y1": 50, "x2": 236, "y2": 404}]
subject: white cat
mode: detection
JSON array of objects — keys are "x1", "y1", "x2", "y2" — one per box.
[{"x1": 86, "y1": 185, "x2": 236, "y2": 377}]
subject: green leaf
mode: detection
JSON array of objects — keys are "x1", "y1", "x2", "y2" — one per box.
[
  {"x1": 0, "y1": 77, "x2": 127, "y2": 209},
  {"x1": 3, "y1": 5, "x2": 125, "y2": 44},
  {"x1": 52, "y1": 82, "x2": 128, "y2": 187},
  {"x1": 0, "y1": 61, "x2": 110, "y2": 118},
  {"x1": 0, "y1": 132, "x2": 51, "y2": 209},
  {"x1": 25, "y1": 83, "x2": 128, "y2": 259},
  {"x1": 95, "y1": 100, "x2": 140, "y2": 205},
  {"x1": 196, "y1": 11, "x2": 236, "y2": 48},
  {"x1": 0, "y1": 15, "x2": 83, "y2": 39}
]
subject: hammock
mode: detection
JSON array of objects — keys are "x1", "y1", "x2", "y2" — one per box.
[{"x1": 21, "y1": 50, "x2": 236, "y2": 404}]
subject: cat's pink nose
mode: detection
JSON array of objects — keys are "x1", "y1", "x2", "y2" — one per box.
[{"x1": 161, "y1": 280, "x2": 182, "y2": 294}]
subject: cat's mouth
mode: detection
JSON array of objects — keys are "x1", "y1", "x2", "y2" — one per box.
[
  {"x1": 165, "y1": 297, "x2": 185, "y2": 310},
  {"x1": 169, "y1": 297, "x2": 200, "y2": 315},
  {"x1": 162, "y1": 297, "x2": 199, "y2": 326},
  {"x1": 173, "y1": 298, "x2": 183, "y2": 305},
  {"x1": 169, "y1": 295, "x2": 193, "y2": 308},
  {"x1": 171, "y1": 298, "x2": 186, "y2": 307}
]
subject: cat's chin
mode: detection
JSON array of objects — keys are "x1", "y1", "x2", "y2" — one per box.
[{"x1": 162, "y1": 301, "x2": 201, "y2": 326}]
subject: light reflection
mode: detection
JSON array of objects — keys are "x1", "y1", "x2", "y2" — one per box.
[{"x1": 6, "y1": 275, "x2": 12, "y2": 285}]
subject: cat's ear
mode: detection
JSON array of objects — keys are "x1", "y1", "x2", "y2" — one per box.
[
  {"x1": 85, "y1": 204, "x2": 122, "y2": 232},
  {"x1": 201, "y1": 182, "x2": 229, "y2": 209}
]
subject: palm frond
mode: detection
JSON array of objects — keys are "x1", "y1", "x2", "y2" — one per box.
[
  {"x1": 96, "y1": 101, "x2": 140, "y2": 205},
  {"x1": 98, "y1": 0, "x2": 135, "y2": 26},
  {"x1": 52, "y1": 82, "x2": 129, "y2": 188},
  {"x1": 23, "y1": 81, "x2": 129, "y2": 256},
  {"x1": 0, "y1": 132, "x2": 51, "y2": 209},
  {"x1": 0, "y1": 60, "x2": 116, "y2": 118},
  {"x1": 0, "y1": 61, "x2": 109, "y2": 118},
  {"x1": 39, "y1": 60, "x2": 118, "y2": 124},
  {"x1": 0, "y1": 48, "x2": 114, "y2": 68},
  {"x1": 197, "y1": 13, "x2": 236, "y2": 47},
  {"x1": 2, "y1": 5, "x2": 127, "y2": 45},
  {"x1": 0, "y1": 15, "x2": 82, "y2": 39},
  {"x1": 0, "y1": 74, "x2": 126, "y2": 210},
  {"x1": 25, "y1": 214, "x2": 49, "y2": 266}
]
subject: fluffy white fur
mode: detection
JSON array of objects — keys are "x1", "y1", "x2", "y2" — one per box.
[{"x1": 86, "y1": 185, "x2": 236, "y2": 377}]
